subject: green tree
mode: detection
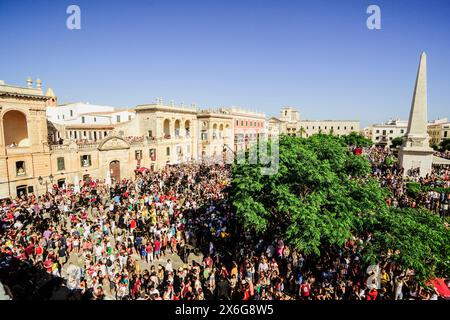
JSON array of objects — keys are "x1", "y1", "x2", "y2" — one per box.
[
  {"x1": 341, "y1": 132, "x2": 373, "y2": 148},
  {"x1": 231, "y1": 134, "x2": 384, "y2": 255},
  {"x1": 231, "y1": 134, "x2": 450, "y2": 280},
  {"x1": 390, "y1": 136, "x2": 404, "y2": 149},
  {"x1": 362, "y1": 207, "x2": 450, "y2": 280},
  {"x1": 439, "y1": 138, "x2": 450, "y2": 151}
]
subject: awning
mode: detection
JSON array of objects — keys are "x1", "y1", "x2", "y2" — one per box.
[
  {"x1": 429, "y1": 278, "x2": 450, "y2": 298},
  {"x1": 433, "y1": 156, "x2": 450, "y2": 165}
]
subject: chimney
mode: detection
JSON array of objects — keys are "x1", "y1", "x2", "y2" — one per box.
[{"x1": 27, "y1": 76, "x2": 33, "y2": 88}]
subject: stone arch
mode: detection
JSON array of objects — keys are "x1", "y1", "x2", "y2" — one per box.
[
  {"x1": 2, "y1": 109, "x2": 29, "y2": 147},
  {"x1": 98, "y1": 135, "x2": 130, "y2": 151},
  {"x1": 185, "y1": 120, "x2": 191, "y2": 136},
  {"x1": 174, "y1": 119, "x2": 181, "y2": 137},
  {"x1": 163, "y1": 119, "x2": 170, "y2": 137}
]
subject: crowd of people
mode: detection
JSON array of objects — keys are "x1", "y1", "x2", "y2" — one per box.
[
  {"x1": 368, "y1": 146, "x2": 450, "y2": 217},
  {"x1": 0, "y1": 148, "x2": 448, "y2": 300}
]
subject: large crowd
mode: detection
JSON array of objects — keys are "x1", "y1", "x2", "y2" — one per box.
[
  {"x1": 368, "y1": 146, "x2": 450, "y2": 217},
  {"x1": 0, "y1": 147, "x2": 448, "y2": 300}
]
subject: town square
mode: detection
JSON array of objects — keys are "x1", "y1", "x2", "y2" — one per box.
[{"x1": 0, "y1": 0, "x2": 449, "y2": 304}]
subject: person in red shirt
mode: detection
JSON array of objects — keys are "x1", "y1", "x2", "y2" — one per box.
[
  {"x1": 154, "y1": 238, "x2": 161, "y2": 260},
  {"x1": 300, "y1": 280, "x2": 311, "y2": 300},
  {"x1": 366, "y1": 288, "x2": 378, "y2": 300}
]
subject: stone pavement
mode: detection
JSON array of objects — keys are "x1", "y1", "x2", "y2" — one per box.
[{"x1": 61, "y1": 247, "x2": 203, "y2": 299}]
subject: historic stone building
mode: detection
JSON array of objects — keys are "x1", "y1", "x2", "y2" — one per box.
[
  {"x1": 0, "y1": 78, "x2": 54, "y2": 198},
  {"x1": 268, "y1": 106, "x2": 360, "y2": 138},
  {"x1": 0, "y1": 78, "x2": 267, "y2": 199}
]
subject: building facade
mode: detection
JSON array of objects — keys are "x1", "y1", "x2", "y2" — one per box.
[
  {"x1": 0, "y1": 78, "x2": 54, "y2": 198},
  {"x1": 268, "y1": 107, "x2": 360, "y2": 138},
  {"x1": 427, "y1": 118, "x2": 449, "y2": 147},
  {"x1": 0, "y1": 79, "x2": 267, "y2": 198},
  {"x1": 369, "y1": 119, "x2": 408, "y2": 146}
]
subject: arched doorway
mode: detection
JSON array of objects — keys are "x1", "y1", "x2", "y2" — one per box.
[
  {"x1": 163, "y1": 119, "x2": 170, "y2": 138},
  {"x1": 3, "y1": 110, "x2": 29, "y2": 147},
  {"x1": 109, "y1": 160, "x2": 120, "y2": 181}
]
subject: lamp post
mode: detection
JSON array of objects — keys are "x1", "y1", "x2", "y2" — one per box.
[{"x1": 38, "y1": 174, "x2": 54, "y2": 194}]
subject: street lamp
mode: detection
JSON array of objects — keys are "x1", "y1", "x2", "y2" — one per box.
[{"x1": 38, "y1": 175, "x2": 53, "y2": 193}]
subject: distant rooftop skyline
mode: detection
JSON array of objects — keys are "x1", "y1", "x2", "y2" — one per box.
[{"x1": 1, "y1": 0, "x2": 449, "y2": 127}]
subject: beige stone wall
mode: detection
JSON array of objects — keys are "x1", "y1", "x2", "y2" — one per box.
[{"x1": 0, "y1": 87, "x2": 51, "y2": 198}]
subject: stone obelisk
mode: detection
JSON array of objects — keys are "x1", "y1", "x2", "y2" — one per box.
[{"x1": 398, "y1": 52, "x2": 434, "y2": 177}]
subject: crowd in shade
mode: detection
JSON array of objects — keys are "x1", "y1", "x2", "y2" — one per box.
[{"x1": 0, "y1": 147, "x2": 448, "y2": 300}]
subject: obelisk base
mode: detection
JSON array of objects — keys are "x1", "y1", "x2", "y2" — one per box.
[{"x1": 398, "y1": 148, "x2": 434, "y2": 177}]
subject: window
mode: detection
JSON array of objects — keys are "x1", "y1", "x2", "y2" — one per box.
[
  {"x1": 338, "y1": 126, "x2": 340, "y2": 130},
  {"x1": 376, "y1": 137, "x2": 379, "y2": 140},
  {"x1": 116, "y1": 115, "x2": 121, "y2": 123},
  {"x1": 57, "y1": 157, "x2": 65, "y2": 171},
  {"x1": 149, "y1": 148, "x2": 156, "y2": 161},
  {"x1": 81, "y1": 116, "x2": 85, "y2": 124},
  {"x1": 83, "y1": 131, "x2": 87, "y2": 137},
  {"x1": 128, "y1": 115, "x2": 132, "y2": 121},
  {"x1": 351, "y1": 126, "x2": 354, "y2": 130},
  {"x1": 135, "y1": 150, "x2": 142, "y2": 160},
  {"x1": 344, "y1": 126, "x2": 347, "y2": 130},
  {"x1": 236, "y1": 120, "x2": 239, "y2": 126},
  {"x1": 104, "y1": 131, "x2": 107, "y2": 137},
  {"x1": 70, "y1": 110, "x2": 73, "y2": 117},
  {"x1": 94, "y1": 131, "x2": 97, "y2": 140},
  {"x1": 444, "y1": 131, "x2": 448, "y2": 138},
  {"x1": 16, "y1": 161, "x2": 26, "y2": 176},
  {"x1": 148, "y1": 130, "x2": 153, "y2": 138},
  {"x1": 201, "y1": 131, "x2": 208, "y2": 140},
  {"x1": 376, "y1": 130, "x2": 379, "y2": 133},
  {"x1": 241, "y1": 121, "x2": 243, "y2": 126},
  {"x1": 80, "y1": 155, "x2": 92, "y2": 167},
  {"x1": 166, "y1": 147, "x2": 170, "y2": 156},
  {"x1": 74, "y1": 131, "x2": 77, "y2": 139},
  {"x1": 401, "y1": 129, "x2": 404, "y2": 134},
  {"x1": 390, "y1": 130, "x2": 393, "y2": 134},
  {"x1": 94, "y1": 117, "x2": 97, "y2": 123}
]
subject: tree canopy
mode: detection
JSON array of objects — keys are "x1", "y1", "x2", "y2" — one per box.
[
  {"x1": 390, "y1": 136, "x2": 404, "y2": 149},
  {"x1": 340, "y1": 131, "x2": 373, "y2": 148},
  {"x1": 231, "y1": 134, "x2": 449, "y2": 280},
  {"x1": 438, "y1": 138, "x2": 450, "y2": 152}
]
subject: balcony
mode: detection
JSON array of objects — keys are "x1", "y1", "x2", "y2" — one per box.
[{"x1": 5, "y1": 146, "x2": 31, "y2": 155}]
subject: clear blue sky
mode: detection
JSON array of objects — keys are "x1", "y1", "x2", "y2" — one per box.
[{"x1": 1, "y1": 0, "x2": 449, "y2": 126}]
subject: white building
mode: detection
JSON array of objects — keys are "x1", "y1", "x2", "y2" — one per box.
[
  {"x1": 268, "y1": 107, "x2": 360, "y2": 138},
  {"x1": 370, "y1": 119, "x2": 408, "y2": 145},
  {"x1": 46, "y1": 102, "x2": 136, "y2": 143}
]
